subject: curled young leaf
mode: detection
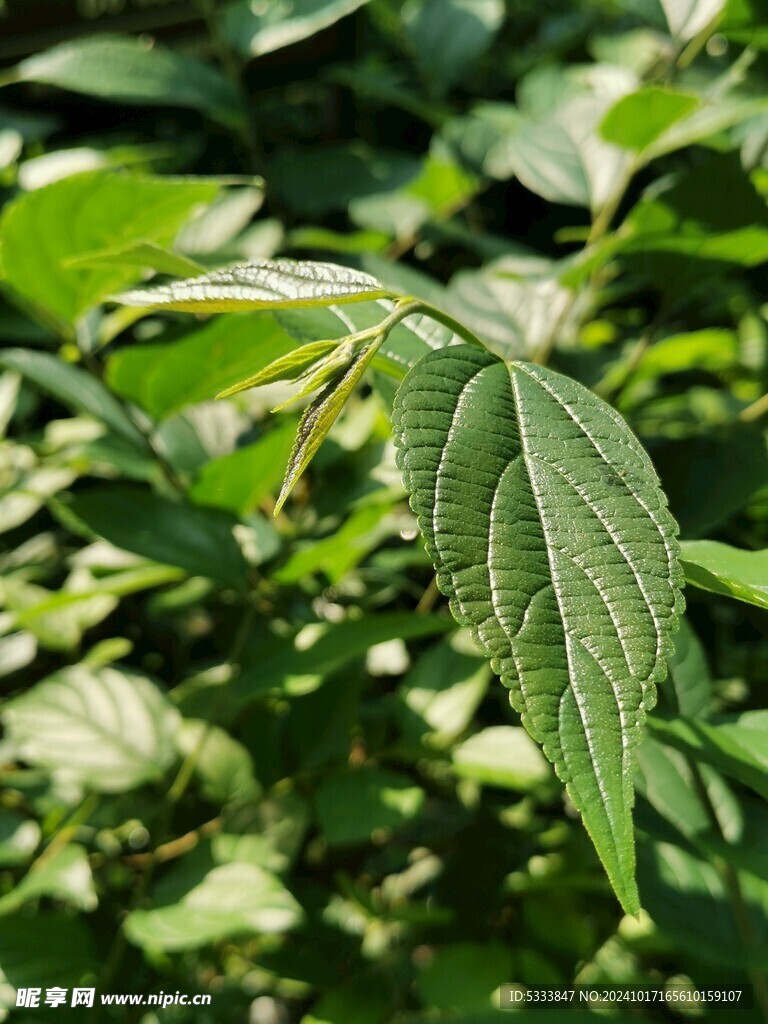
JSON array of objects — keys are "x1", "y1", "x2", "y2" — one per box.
[{"x1": 392, "y1": 345, "x2": 684, "y2": 913}]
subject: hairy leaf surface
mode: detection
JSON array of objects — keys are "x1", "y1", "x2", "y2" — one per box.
[
  {"x1": 117, "y1": 259, "x2": 391, "y2": 312},
  {"x1": 392, "y1": 346, "x2": 683, "y2": 912}
]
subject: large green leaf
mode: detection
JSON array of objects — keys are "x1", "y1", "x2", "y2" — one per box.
[
  {"x1": 0, "y1": 171, "x2": 218, "y2": 334},
  {"x1": 392, "y1": 346, "x2": 683, "y2": 913},
  {"x1": 117, "y1": 258, "x2": 391, "y2": 313},
  {"x1": 1, "y1": 664, "x2": 180, "y2": 792},
  {"x1": 680, "y1": 540, "x2": 768, "y2": 609},
  {"x1": 6, "y1": 35, "x2": 246, "y2": 129}
]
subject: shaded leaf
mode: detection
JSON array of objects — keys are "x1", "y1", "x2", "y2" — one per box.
[
  {"x1": 393, "y1": 346, "x2": 683, "y2": 913},
  {"x1": 9, "y1": 34, "x2": 246, "y2": 128},
  {"x1": 68, "y1": 485, "x2": 263, "y2": 586},
  {"x1": 315, "y1": 767, "x2": 425, "y2": 845}
]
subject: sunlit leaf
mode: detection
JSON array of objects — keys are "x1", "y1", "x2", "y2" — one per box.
[{"x1": 393, "y1": 346, "x2": 683, "y2": 913}]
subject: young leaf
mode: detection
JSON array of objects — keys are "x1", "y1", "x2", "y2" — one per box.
[
  {"x1": 275, "y1": 335, "x2": 384, "y2": 513},
  {"x1": 216, "y1": 340, "x2": 338, "y2": 398},
  {"x1": 116, "y1": 258, "x2": 392, "y2": 313},
  {"x1": 600, "y1": 86, "x2": 699, "y2": 153},
  {"x1": 392, "y1": 346, "x2": 684, "y2": 914}
]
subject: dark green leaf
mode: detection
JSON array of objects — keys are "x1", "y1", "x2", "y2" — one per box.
[{"x1": 393, "y1": 346, "x2": 683, "y2": 913}]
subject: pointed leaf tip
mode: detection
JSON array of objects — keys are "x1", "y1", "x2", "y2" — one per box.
[{"x1": 392, "y1": 346, "x2": 684, "y2": 912}]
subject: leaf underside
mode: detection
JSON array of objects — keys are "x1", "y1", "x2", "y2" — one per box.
[
  {"x1": 116, "y1": 258, "x2": 391, "y2": 312},
  {"x1": 392, "y1": 346, "x2": 684, "y2": 913}
]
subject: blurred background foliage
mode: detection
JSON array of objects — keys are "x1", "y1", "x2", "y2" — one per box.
[{"x1": 1, "y1": 0, "x2": 768, "y2": 1021}]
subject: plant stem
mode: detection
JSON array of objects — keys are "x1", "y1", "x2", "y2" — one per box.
[
  {"x1": 415, "y1": 301, "x2": 485, "y2": 347},
  {"x1": 738, "y1": 392, "x2": 768, "y2": 423}
]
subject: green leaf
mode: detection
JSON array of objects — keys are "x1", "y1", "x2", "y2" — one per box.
[
  {"x1": 68, "y1": 485, "x2": 263, "y2": 586},
  {"x1": 315, "y1": 767, "x2": 425, "y2": 845},
  {"x1": 402, "y1": 0, "x2": 505, "y2": 95},
  {"x1": 275, "y1": 334, "x2": 384, "y2": 512},
  {"x1": 0, "y1": 844, "x2": 97, "y2": 915},
  {"x1": 483, "y1": 65, "x2": 635, "y2": 211},
  {"x1": 188, "y1": 421, "x2": 298, "y2": 515},
  {"x1": 106, "y1": 313, "x2": 297, "y2": 419},
  {"x1": 223, "y1": 0, "x2": 371, "y2": 58},
  {"x1": 64, "y1": 240, "x2": 205, "y2": 279},
  {"x1": 396, "y1": 631, "x2": 490, "y2": 746},
  {"x1": 600, "y1": 86, "x2": 699, "y2": 152},
  {"x1": 9, "y1": 34, "x2": 246, "y2": 129},
  {"x1": 660, "y1": 0, "x2": 726, "y2": 40},
  {"x1": 176, "y1": 720, "x2": 261, "y2": 805},
  {"x1": 680, "y1": 540, "x2": 768, "y2": 609},
  {"x1": 216, "y1": 341, "x2": 339, "y2": 398},
  {"x1": 124, "y1": 864, "x2": 303, "y2": 952},
  {"x1": 0, "y1": 348, "x2": 146, "y2": 448},
  {"x1": 648, "y1": 711, "x2": 768, "y2": 800},
  {"x1": 1, "y1": 664, "x2": 180, "y2": 792},
  {"x1": 116, "y1": 258, "x2": 391, "y2": 313},
  {"x1": 0, "y1": 171, "x2": 218, "y2": 334},
  {"x1": 452, "y1": 726, "x2": 552, "y2": 791},
  {"x1": 666, "y1": 618, "x2": 712, "y2": 718},
  {"x1": 393, "y1": 346, "x2": 683, "y2": 914}
]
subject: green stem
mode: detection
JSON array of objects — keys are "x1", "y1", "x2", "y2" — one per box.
[
  {"x1": 738, "y1": 392, "x2": 768, "y2": 423},
  {"x1": 414, "y1": 300, "x2": 485, "y2": 348}
]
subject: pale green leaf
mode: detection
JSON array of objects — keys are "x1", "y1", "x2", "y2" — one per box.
[
  {"x1": 176, "y1": 720, "x2": 261, "y2": 805},
  {"x1": 452, "y1": 726, "x2": 552, "y2": 790},
  {"x1": 9, "y1": 34, "x2": 246, "y2": 129},
  {"x1": 124, "y1": 864, "x2": 303, "y2": 951},
  {"x1": 660, "y1": 0, "x2": 726, "y2": 40},
  {"x1": 393, "y1": 346, "x2": 683, "y2": 913},
  {"x1": 0, "y1": 844, "x2": 97, "y2": 915},
  {"x1": 1, "y1": 664, "x2": 181, "y2": 792},
  {"x1": 680, "y1": 540, "x2": 768, "y2": 609},
  {"x1": 116, "y1": 259, "x2": 391, "y2": 313},
  {"x1": 223, "y1": 0, "x2": 371, "y2": 58}
]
